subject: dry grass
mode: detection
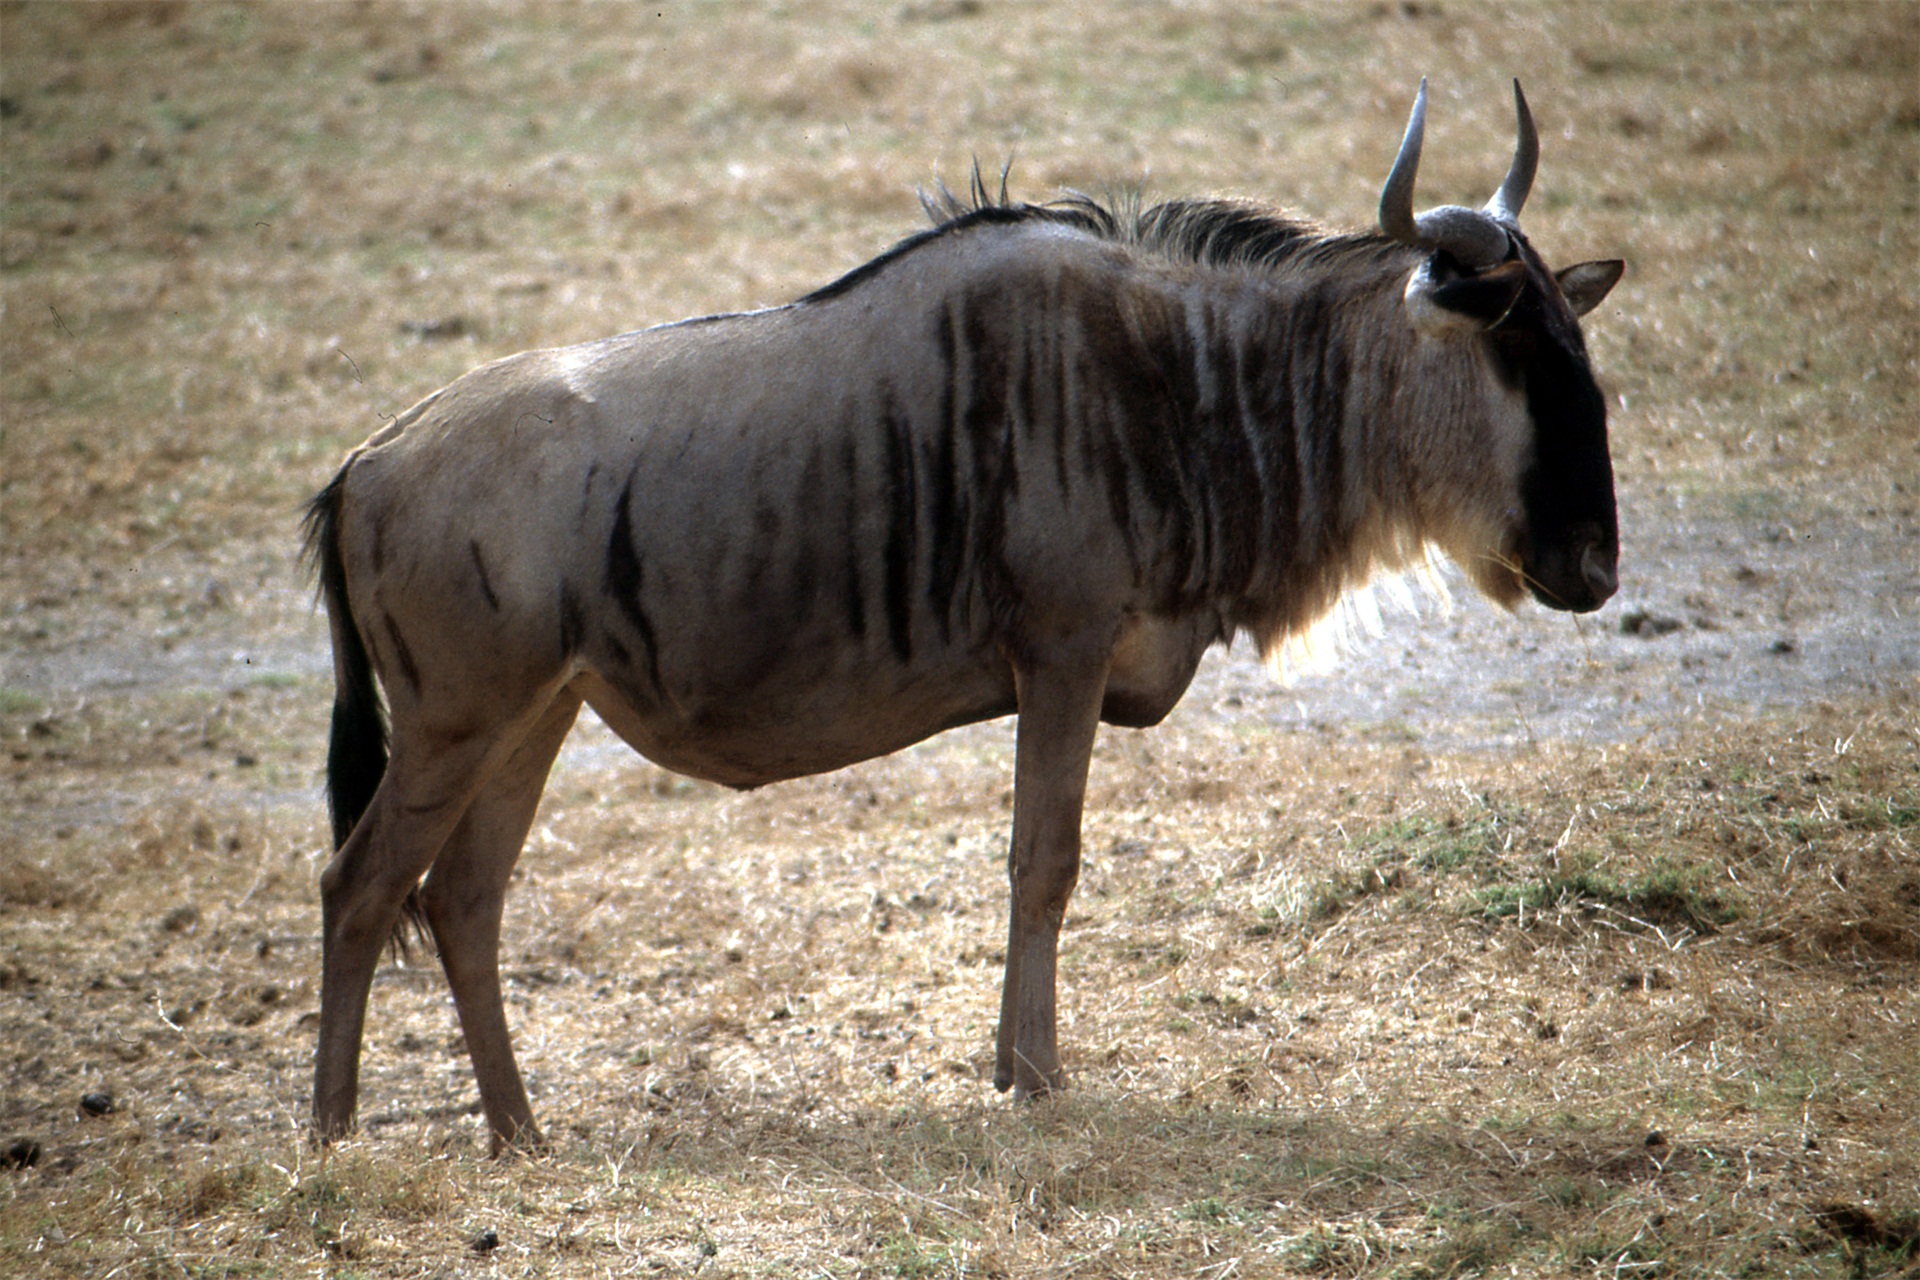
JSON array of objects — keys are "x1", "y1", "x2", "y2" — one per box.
[
  {"x1": 3, "y1": 701, "x2": 1916, "y2": 1276},
  {"x1": 3, "y1": 2, "x2": 1917, "y2": 1277}
]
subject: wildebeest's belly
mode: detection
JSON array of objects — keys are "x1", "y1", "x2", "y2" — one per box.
[
  {"x1": 569, "y1": 608, "x2": 1215, "y2": 789},
  {"x1": 571, "y1": 646, "x2": 1020, "y2": 789}
]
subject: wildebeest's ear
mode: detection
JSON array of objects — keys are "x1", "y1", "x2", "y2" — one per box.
[
  {"x1": 1426, "y1": 258, "x2": 1527, "y2": 328},
  {"x1": 1556, "y1": 259, "x2": 1625, "y2": 316}
]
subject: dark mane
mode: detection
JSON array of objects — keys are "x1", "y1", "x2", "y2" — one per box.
[{"x1": 798, "y1": 169, "x2": 1403, "y2": 305}]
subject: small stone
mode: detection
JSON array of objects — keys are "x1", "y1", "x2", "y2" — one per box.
[
  {"x1": 401, "y1": 316, "x2": 470, "y2": 341},
  {"x1": 1619, "y1": 608, "x2": 1683, "y2": 638},
  {"x1": 78, "y1": 1092, "x2": 114, "y2": 1117},
  {"x1": 4, "y1": 1138, "x2": 41, "y2": 1168},
  {"x1": 471, "y1": 1227, "x2": 499, "y2": 1254}
]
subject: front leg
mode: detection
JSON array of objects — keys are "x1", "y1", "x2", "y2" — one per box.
[{"x1": 994, "y1": 636, "x2": 1111, "y2": 1097}]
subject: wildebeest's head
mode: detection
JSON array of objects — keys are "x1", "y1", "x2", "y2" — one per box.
[{"x1": 1379, "y1": 79, "x2": 1624, "y2": 614}]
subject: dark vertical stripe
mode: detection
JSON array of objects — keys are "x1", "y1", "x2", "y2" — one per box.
[
  {"x1": 839, "y1": 434, "x2": 868, "y2": 640},
  {"x1": 1043, "y1": 307, "x2": 1071, "y2": 498},
  {"x1": 934, "y1": 305, "x2": 960, "y2": 456},
  {"x1": 1257, "y1": 311, "x2": 1302, "y2": 583},
  {"x1": 961, "y1": 302, "x2": 1013, "y2": 499},
  {"x1": 1098, "y1": 426, "x2": 1138, "y2": 577},
  {"x1": 951, "y1": 294, "x2": 1016, "y2": 626},
  {"x1": 923, "y1": 385, "x2": 963, "y2": 645},
  {"x1": 926, "y1": 306, "x2": 973, "y2": 637},
  {"x1": 380, "y1": 611, "x2": 420, "y2": 693},
  {"x1": 468, "y1": 540, "x2": 501, "y2": 612},
  {"x1": 1287, "y1": 293, "x2": 1341, "y2": 557},
  {"x1": 1077, "y1": 292, "x2": 1174, "y2": 591},
  {"x1": 1190, "y1": 449, "x2": 1218, "y2": 598},
  {"x1": 1103, "y1": 300, "x2": 1187, "y2": 596},
  {"x1": 880, "y1": 398, "x2": 918, "y2": 663},
  {"x1": 787, "y1": 437, "x2": 832, "y2": 638},
  {"x1": 558, "y1": 582, "x2": 587, "y2": 656},
  {"x1": 604, "y1": 476, "x2": 664, "y2": 694},
  {"x1": 967, "y1": 300, "x2": 1023, "y2": 606},
  {"x1": 1191, "y1": 302, "x2": 1270, "y2": 602},
  {"x1": 1174, "y1": 304, "x2": 1216, "y2": 598},
  {"x1": 1072, "y1": 302, "x2": 1141, "y2": 577},
  {"x1": 843, "y1": 538, "x2": 868, "y2": 640},
  {"x1": 1222, "y1": 314, "x2": 1273, "y2": 599},
  {"x1": 740, "y1": 497, "x2": 781, "y2": 605},
  {"x1": 369, "y1": 512, "x2": 387, "y2": 575},
  {"x1": 1315, "y1": 308, "x2": 1350, "y2": 542},
  {"x1": 579, "y1": 462, "x2": 602, "y2": 532}
]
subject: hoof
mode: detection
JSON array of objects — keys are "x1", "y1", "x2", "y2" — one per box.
[
  {"x1": 994, "y1": 1046, "x2": 1065, "y2": 1098},
  {"x1": 487, "y1": 1127, "x2": 550, "y2": 1159},
  {"x1": 998, "y1": 1061, "x2": 1066, "y2": 1101},
  {"x1": 309, "y1": 1117, "x2": 354, "y2": 1149}
]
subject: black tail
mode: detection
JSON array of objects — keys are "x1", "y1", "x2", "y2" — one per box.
[{"x1": 302, "y1": 466, "x2": 389, "y2": 852}]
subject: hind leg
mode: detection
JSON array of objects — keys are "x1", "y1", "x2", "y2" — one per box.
[
  {"x1": 313, "y1": 701, "x2": 561, "y2": 1144},
  {"x1": 417, "y1": 690, "x2": 581, "y2": 1154}
]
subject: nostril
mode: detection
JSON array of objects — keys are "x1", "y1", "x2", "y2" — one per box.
[{"x1": 1580, "y1": 541, "x2": 1617, "y2": 601}]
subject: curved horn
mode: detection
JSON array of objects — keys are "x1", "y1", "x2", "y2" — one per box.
[
  {"x1": 1485, "y1": 78, "x2": 1537, "y2": 223},
  {"x1": 1378, "y1": 78, "x2": 1427, "y2": 244}
]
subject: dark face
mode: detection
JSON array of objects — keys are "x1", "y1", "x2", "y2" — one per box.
[{"x1": 1490, "y1": 237, "x2": 1620, "y2": 614}]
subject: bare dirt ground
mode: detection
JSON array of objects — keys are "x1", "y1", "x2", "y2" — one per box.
[{"x1": 3, "y1": 3, "x2": 1917, "y2": 1277}]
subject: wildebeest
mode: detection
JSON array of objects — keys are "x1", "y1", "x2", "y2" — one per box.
[{"x1": 306, "y1": 80, "x2": 1623, "y2": 1151}]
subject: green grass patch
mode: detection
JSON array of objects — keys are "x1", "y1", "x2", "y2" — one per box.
[
  {"x1": 1469, "y1": 855, "x2": 1742, "y2": 934},
  {"x1": 0, "y1": 687, "x2": 48, "y2": 716}
]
